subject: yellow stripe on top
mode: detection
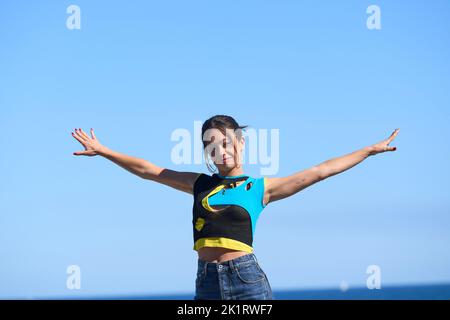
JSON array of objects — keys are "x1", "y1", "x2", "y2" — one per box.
[
  {"x1": 193, "y1": 237, "x2": 254, "y2": 253},
  {"x1": 201, "y1": 184, "x2": 227, "y2": 212}
]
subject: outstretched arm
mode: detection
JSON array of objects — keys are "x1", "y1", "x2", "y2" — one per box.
[
  {"x1": 263, "y1": 129, "x2": 400, "y2": 205},
  {"x1": 71, "y1": 128, "x2": 201, "y2": 195}
]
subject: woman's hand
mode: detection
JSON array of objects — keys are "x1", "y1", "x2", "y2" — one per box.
[
  {"x1": 71, "y1": 128, "x2": 104, "y2": 156},
  {"x1": 367, "y1": 128, "x2": 400, "y2": 156}
]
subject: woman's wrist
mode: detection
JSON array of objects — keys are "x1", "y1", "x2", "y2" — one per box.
[
  {"x1": 96, "y1": 145, "x2": 110, "y2": 156},
  {"x1": 363, "y1": 145, "x2": 375, "y2": 157}
]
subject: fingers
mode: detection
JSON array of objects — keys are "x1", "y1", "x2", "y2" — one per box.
[
  {"x1": 72, "y1": 130, "x2": 86, "y2": 145},
  {"x1": 77, "y1": 128, "x2": 90, "y2": 140},
  {"x1": 387, "y1": 128, "x2": 400, "y2": 144},
  {"x1": 71, "y1": 128, "x2": 94, "y2": 156},
  {"x1": 384, "y1": 145, "x2": 397, "y2": 152},
  {"x1": 387, "y1": 146, "x2": 397, "y2": 151},
  {"x1": 90, "y1": 128, "x2": 97, "y2": 140},
  {"x1": 73, "y1": 128, "x2": 87, "y2": 142}
]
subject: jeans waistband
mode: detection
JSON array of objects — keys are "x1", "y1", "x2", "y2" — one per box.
[{"x1": 198, "y1": 253, "x2": 258, "y2": 272}]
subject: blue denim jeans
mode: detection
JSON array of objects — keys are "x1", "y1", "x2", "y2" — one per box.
[{"x1": 194, "y1": 253, "x2": 274, "y2": 300}]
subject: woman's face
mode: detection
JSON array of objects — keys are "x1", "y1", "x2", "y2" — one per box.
[{"x1": 203, "y1": 128, "x2": 244, "y2": 169}]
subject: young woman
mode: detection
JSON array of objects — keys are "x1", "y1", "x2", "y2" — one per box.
[{"x1": 71, "y1": 115, "x2": 399, "y2": 300}]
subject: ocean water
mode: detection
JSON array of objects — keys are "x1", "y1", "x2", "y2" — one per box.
[{"x1": 68, "y1": 283, "x2": 450, "y2": 300}]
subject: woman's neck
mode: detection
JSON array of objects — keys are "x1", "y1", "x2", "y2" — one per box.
[{"x1": 218, "y1": 168, "x2": 245, "y2": 178}]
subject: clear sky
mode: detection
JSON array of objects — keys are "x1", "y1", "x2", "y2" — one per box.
[{"x1": 1, "y1": 0, "x2": 449, "y2": 298}]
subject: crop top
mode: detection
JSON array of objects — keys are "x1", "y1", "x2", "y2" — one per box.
[{"x1": 192, "y1": 172, "x2": 268, "y2": 253}]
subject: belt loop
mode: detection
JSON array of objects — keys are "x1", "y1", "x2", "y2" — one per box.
[
  {"x1": 252, "y1": 253, "x2": 258, "y2": 264},
  {"x1": 229, "y1": 259, "x2": 234, "y2": 273},
  {"x1": 203, "y1": 261, "x2": 207, "y2": 276}
]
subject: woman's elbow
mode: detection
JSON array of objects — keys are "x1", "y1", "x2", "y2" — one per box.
[{"x1": 310, "y1": 166, "x2": 327, "y2": 182}]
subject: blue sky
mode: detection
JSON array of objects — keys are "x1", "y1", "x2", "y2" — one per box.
[{"x1": 1, "y1": 0, "x2": 449, "y2": 298}]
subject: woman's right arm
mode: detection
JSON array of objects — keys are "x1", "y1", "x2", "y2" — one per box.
[
  {"x1": 263, "y1": 128, "x2": 400, "y2": 205},
  {"x1": 71, "y1": 128, "x2": 201, "y2": 195}
]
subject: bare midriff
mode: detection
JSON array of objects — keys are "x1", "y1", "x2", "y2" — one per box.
[{"x1": 198, "y1": 247, "x2": 250, "y2": 263}]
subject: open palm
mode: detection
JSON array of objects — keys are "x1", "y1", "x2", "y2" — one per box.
[
  {"x1": 369, "y1": 128, "x2": 400, "y2": 156},
  {"x1": 71, "y1": 128, "x2": 103, "y2": 156}
]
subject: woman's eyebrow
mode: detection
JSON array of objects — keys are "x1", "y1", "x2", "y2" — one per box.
[{"x1": 207, "y1": 138, "x2": 229, "y2": 145}]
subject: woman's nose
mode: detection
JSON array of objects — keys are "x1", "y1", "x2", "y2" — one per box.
[{"x1": 216, "y1": 145, "x2": 226, "y2": 155}]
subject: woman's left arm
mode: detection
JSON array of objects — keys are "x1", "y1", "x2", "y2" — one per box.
[{"x1": 263, "y1": 129, "x2": 400, "y2": 205}]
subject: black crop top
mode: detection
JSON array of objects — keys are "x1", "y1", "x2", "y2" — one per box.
[{"x1": 192, "y1": 172, "x2": 267, "y2": 253}]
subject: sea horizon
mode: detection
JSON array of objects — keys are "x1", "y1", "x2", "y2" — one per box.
[{"x1": 8, "y1": 282, "x2": 450, "y2": 300}]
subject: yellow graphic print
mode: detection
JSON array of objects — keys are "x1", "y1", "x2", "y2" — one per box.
[
  {"x1": 195, "y1": 217, "x2": 205, "y2": 231},
  {"x1": 201, "y1": 184, "x2": 228, "y2": 212}
]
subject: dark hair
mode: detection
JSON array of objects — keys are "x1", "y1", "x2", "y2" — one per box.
[{"x1": 201, "y1": 115, "x2": 248, "y2": 173}]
